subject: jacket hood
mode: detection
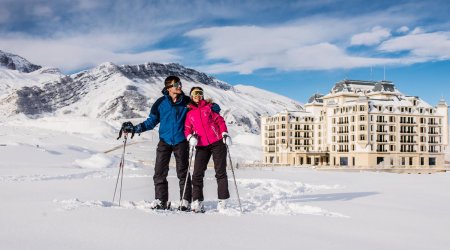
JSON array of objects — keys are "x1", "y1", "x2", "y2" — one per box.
[{"x1": 188, "y1": 99, "x2": 211, "y2": 110}]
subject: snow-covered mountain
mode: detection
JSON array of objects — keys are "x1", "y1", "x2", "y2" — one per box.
[
  {"x1": 0, "y1": 51, "x2": 302, "y2": 133},
  {"x1": 0, "y1": 50, "x2": 42, "y2": 73}
]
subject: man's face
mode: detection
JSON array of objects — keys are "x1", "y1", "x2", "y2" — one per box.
[{"x1": 167, "y1": 80, "x2": 182, "y2": 95}]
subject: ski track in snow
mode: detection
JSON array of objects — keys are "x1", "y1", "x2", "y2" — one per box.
[
  {"x1": 0, "y1": 171, "x2": 153, "y2": 182},
  {"x1": 53, "y1": 178, "x2": 348, "y2": 218}
]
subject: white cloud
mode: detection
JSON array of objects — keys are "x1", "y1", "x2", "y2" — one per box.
[
  {"x1": 410, "y1": 27, "x2": 425, "y2": 34},
  {"x1": 379, "y1": 31, "x2": 450, "y2": 60},
  {"x1": 186, "y1": 20, "x2": 406, "y2": 74},
  {"x1": 350, "y1": 26, "x2": 391, "y2": 46},
  {"x1": 0, "y1": 33, "x2": 180, "y2": 71},
  {"x1": 397, "y1": 26, "x2": 409, "y2": 33}
]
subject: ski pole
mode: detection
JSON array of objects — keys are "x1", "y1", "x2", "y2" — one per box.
[
  {"x1": 180, "y1": 145, "x2": 195, "y2": 209},
  {"x1": 226, "y1": 144, "x2": 243, "y2": 213},
  {"x1": 113, "y1": 132, "x2": 128, "y2": 205}
]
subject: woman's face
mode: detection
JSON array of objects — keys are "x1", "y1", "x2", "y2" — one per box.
[{"x1": 191, "y1": 89, "x2": 203, "y2": 103}]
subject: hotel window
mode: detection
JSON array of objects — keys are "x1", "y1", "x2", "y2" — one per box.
[{"x1": 360, "y1": 115, "x2": 365, "y2": 121}]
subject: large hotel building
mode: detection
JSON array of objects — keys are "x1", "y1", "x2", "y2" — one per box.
[{"x1": 261, "y1": 80, "x2": 448, "y2": 168}]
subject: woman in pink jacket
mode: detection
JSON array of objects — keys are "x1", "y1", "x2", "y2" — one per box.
[{"x1": 185, "y1": 86, "x2": 232, "y2": 213}]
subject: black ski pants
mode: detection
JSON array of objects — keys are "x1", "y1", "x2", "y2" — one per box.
[
  {"x1": 153, "y1": 140, "x2": 192, "y2": 202},
  {"x1": 192, "y1": 140, "x2": 230, "y2": 201}
]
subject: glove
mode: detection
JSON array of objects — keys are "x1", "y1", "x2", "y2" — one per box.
[
  {"x1": 222, "y1": 132, "x2": 232, "y2": 146},
  {"x1": 117, "y1": 121, "x2": 136, "y2": 139},
  {"x1": 187, "y1": 134, "x2": 198, "y2": 147}
]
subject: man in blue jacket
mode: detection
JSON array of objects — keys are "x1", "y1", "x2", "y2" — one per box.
[{"x1": 121, "y1": 76, "x2": 219, "y2": 211}]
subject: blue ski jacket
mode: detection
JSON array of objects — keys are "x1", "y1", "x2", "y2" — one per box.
[{"x1": 135, "y1": 88, "x2": 220, "y2": 146}]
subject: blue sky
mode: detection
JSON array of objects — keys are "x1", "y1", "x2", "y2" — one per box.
[{"x1": 1, "y1": 0, "x2": 449, "y2": 105}]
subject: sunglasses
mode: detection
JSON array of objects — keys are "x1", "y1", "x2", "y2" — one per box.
[
  {"x1": 167, "y1": 81, "x2": 182, "y2": 88},
  {"x1": 191, "y1": 90, "x2": 203, "y2": 97}
]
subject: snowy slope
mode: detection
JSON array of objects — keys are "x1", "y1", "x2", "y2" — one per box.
[
  {"x1": 0, "y1": 67, "x2": 62, "y2": 98},
  {"x1": 1, "y1": 123, "x2": 450, "y2": 250}
]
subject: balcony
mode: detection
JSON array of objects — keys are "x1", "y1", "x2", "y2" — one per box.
[{"x1": 400, "y1": 141, "x2": 417, "y2": 144}]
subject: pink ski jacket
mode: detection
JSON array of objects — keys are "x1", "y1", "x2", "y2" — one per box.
[{"x1": 185, "y1": 99, "x2": 228, "y2": 147}]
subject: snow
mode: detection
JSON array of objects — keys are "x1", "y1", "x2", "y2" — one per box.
[
  {"x1": 74, "y1": 153, "x2": 115, "y2": 169},
  {"x1": 1, "y1": 119, "x2": 450, "y2": 250},
  {"x1": 0, "y1": 67, "x2": 62, "y2": 97}
]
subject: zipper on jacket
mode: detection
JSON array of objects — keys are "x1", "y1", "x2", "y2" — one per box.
[
  {"x1": 211, "y1": 126, "x2": 219, "y2": 139},
  {"x1": 199, "y1": 109, "x2": 211, "y2": 145}
]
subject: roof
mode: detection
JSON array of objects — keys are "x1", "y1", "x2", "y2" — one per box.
[
  {"x1": 307, "y1": 93, "x2": 324, "y2": 104},
  {"x1": 332, "y1": 79, "x2": 397, "y2": 94}
]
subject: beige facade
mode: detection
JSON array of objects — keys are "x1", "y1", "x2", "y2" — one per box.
[{"x1": 261, "y1": 80, "x2": 449, "y2": 168}]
